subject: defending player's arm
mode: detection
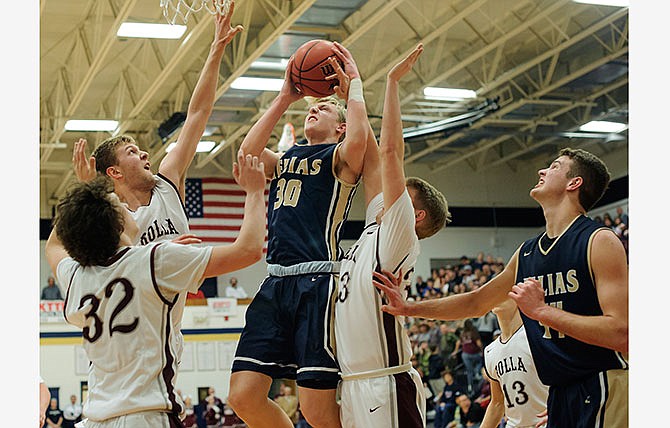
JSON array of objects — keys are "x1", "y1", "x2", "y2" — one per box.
[
  {"x1": 329, "y1": 42, "x2": 368, "y2": 185},
  {"x1": 373, "y1": 44, "x2": 425, "y2": 272},
  {"x1": 373, "y1": 247, "x2": 521, "y2": 320},
  {"x1": 480, "y1": 376, "x2": 505, "y2": 428},
  {"x1": 239, "y1": 57, "x2": 303, "y2": 179},
  {"x1": 380, "y1": 44, "x2": 422, "y2": 210},
  {"x1": 200, "y1": 150, "x2": 266, "y2": 278},
  {"x1": 360, "y1": 122, "x2": 381, "y2": 206},
  {"x1": 510, "y1": 229, "x2": 628, "y2": 353},
  {"x1": 159, "y1": 4, "x2": 243, "y2": 199}
]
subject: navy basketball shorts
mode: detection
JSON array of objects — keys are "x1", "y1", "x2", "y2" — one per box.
[
  {"x1": 231, "y1": 273, "x2": 340, "y2": 389},
  {"x1": 547, "y1": 369, "x2": 628, "y2": 428}
]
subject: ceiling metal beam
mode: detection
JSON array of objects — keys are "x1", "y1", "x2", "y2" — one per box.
[
  {"x1": 430, "y1": 76, "x2": 628, "y2": 173},
  {"x1": 45, "y1": 0, "x2": 139, "y2": 150},
  {"x1": 363, "y1": 0, "x2": 487, "y2": 88},
  {"x1": 405, "y1": 44, "x2": 627, "y2": 165}
]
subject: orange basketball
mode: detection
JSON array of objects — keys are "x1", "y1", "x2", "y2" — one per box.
[{"x1": 290, "y1": 40, "x2": 344, "y2": 98}]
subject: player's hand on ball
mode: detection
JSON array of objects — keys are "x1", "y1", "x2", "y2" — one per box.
[{"x1": 325, "y1": 56, "x2": 350, "y2": 100}]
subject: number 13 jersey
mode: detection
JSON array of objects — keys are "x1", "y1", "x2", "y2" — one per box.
[{"x1": 56, "y1": 242, "x2": 211, "y2": 422}]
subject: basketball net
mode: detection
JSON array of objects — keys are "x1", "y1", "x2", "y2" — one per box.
[{"x1": 160, "y1": 0, "x2": 231, "y2": 25}]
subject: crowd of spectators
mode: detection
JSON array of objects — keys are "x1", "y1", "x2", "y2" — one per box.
[
  {"x1": 403, "y1": 253, "x2": 506, "y2": 427},
  {"x1": 594, "y1": 205, "x2": 628, "y2": 256}
]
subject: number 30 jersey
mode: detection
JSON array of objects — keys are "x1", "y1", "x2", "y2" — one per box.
[
  {"x1": 483, "y1": 325, "x2": 549, "y2": 428},
  {"x1": 266, "y1": 141, "x2": 358, "y2": 266},
  {"x1": 56, "y1": 242, "x2": 211, "y2": 422}
]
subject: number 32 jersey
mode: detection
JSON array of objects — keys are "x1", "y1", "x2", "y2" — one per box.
[{"x1": 56, "y1": 242, "x2": 211, "y2": 422}]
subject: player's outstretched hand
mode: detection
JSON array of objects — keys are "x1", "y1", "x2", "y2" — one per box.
[
  {"x1": 373, "y1": 269, "x2": 412, "y2": 316},
  {"x1": 509, "y1": 277, "x2": 547, "y2": 320},
  {"x1": 388, "y1": 43, "x2": 423, "y2": 83},
  {"x1": 171, "y1": 234, "x2": 203, "y2": 245},
  {"x1": 213, "y1": 0, "x2": 243, "y2": 48},
  {"x1": 73, "y1": 138, "x2": 97, "y2": 182},
  {"x1": 233, "y1": 149, "x2": 266, "y2": 194},
  {"x1": 331, "y1": 41, "x2": 361, "y2": 80}
]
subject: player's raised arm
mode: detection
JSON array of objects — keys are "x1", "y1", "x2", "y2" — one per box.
[
  {"x1": 380, "y1": 43, "x2": 423, "y2": 210},
  {"x1": 201, "y1": 150, "x2": 266, "y2": 278},
  {"x1": 159, "y1": 2, "x2": 243, "y2": 198},
  {"x1": 239, "y1": 56, "x2": 303, "y2": 179},
  {"x1": 72, "y1": 138, "x2": 97, "y2": 182},
  {"x1": 330, "y1": 41, "x2": 368, "y2": 184}
]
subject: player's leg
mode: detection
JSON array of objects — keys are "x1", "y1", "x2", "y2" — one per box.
[
  {"x1": 298, "y1": 387, "x2": 341, "y2": 428},
  {"x1": 228, "y1": 371, "x2": 294, "y2": 428},
  {"x1": 294, "y1": 273, "x2": 342, "y2": 428},
  {"x1": 228, "y1": 276, "x2": 297, "y2": 428}
]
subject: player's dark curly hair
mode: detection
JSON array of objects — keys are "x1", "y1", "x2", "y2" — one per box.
[
  {"x1": 559, "y1": 147, "x2": 611, "y2": 211},
  {"x1": 92, "y1": 135, "x2": 136, "y2": 175},
  {"x1": 406, "y1": 177, "x2": 452, "y2": 239},
  {"x1": 54, "y1": 176, "x2": 125, "y2": 266}
]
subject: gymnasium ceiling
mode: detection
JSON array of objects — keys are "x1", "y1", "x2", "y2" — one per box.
[{"x1": 40, "y1": 0, "x2": 629, "y2": 216}]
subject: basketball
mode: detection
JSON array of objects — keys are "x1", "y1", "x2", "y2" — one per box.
[{"x1": 290, "y1": 40, "x2": 344, "y2": 98}]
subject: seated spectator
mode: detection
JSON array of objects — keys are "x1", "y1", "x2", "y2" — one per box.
[
  {"x1": 62, "y1": 394, "x2": 82, "y2": 428},
  {"x1": 433, "y1": 371, "x2": 464, "y2": 428},
  {"x1": 414, "y1": 275, "x2": 428, "y2": 298},
  {"x1": 473, "y1": 367, "x2": 491, "y2": 409},
  {"x1": 448, "y1": 390, "x2": 485, "y2": 428},
  {"x1": 274, "y1": 385, "x2": 300, "y2": 425},
  {"x1": 616, "y1": 206, "x2": 628, "y2": 225},
  {"x1": 182, "y1": 395, "x2": 198, "y2": 428},
  {"x1": 438, "y1": 322, "x2": 459, "y2": 370},
  {"x1": 45, "y1": 398, "x2": 64, "y2": 428},
  {"x1": 203, "y1": 394, "x2": 223, "y2": 428},
  {"x1": 41, "y1": 276, "x2": 63, "y2": 300},
  {"x1": 224, "y1": 277, "x2": 248, "y2": 299}
]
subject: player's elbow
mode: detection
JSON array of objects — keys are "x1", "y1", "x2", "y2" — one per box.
[
  {"x1": 612, "y1": 323, "x2": 628, "y2": 354},
  {"x1": 379, "y1": 141, "x2": 401, "y2": 158}
]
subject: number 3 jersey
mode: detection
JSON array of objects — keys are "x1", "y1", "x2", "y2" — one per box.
[
  {"x1": 483, "y1": 325, "x2": 549, "y2": 428},
  {"x1": 335, "y1": 190, "x2": 419, "y2": 375},
  {"x1": 56, "y1": 242, "x2": 212, "y2": 422},
  {"x1": 266, "y1": 141, "x2": 358, "y2": 266}
]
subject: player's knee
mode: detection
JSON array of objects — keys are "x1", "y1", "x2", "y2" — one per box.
[{"x1": 227, "y1": 379, "x2": 257, "y2": 415}]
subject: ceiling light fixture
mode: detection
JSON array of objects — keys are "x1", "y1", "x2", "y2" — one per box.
[
  {"x1": 573, "y1": 0, "x2": 629, "y2": 7},
  {"x1": 64, "y1": 120, "x2": 119, "y2": 132},
  {"x1": 231, "y1": 77, "x2": 284, "y2": 91},
  {"x1": 165, "y1": 141, "x2": 217, "y2": 153},
  {"x1": 250, "y1": 58, "x2": 289, "y2": 70},
  {"x1": 578, "y1": 120, "x2": 627, "y2": 133},
  {"x1": 423, "y1": 87, "x2": 477, "y2": 101},
  {"x1": 117, "y1": 22, "x2": 187, "y2": 39}
]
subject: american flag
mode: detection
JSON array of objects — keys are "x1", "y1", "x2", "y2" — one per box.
[{"x1": 185, "y1": 177, "x2": 269, "y2": 250}]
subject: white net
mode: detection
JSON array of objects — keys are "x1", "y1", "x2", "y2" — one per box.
[{"x1": 160, "y1": 0, "x2": 232, "y2": 25}]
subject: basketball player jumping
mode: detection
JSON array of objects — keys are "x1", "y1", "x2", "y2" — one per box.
[
  {"x1": 226, "y1": 42, "x2": 369, "y2": 428},
  {"x1": 481, "y1": 298, "x2": 548, "y2": 428},
  {"x1": 334, "y1": 43, "x2": 451, "y2": 428},
  {"x1": 45, "y1": 151, "x2": 267, "y2": 428},
  {"x1": 71, "y1": 2, "x2": 243, "y2": 370},
  {"x1": 374, "y1": 148, "x2": 629, "y2": 427}
]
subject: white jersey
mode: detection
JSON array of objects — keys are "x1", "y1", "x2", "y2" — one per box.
[
  {"x1": 57, "y1": 242, "x2": 212, "y2": 422},
  {"x1": 130, "y1": 174, "x2": 191, "y2": 363},
  {"x1": 335, "y1": 191, "x2": 424, "y2": 427},
  {"x1": 483, "y1": 325, "x2": 549, "y2": 428}
]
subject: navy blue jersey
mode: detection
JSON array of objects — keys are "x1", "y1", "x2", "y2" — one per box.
[
  {"x1": 266, "y1": 141, "x2": 358, "y2": 266},
  {"x1": 516, "y1": 215, "x2": 628, "y2": 386}
]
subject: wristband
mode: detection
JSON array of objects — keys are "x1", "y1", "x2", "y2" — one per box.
[{"x1": 348, "y1": 77, "x2": 365, "y2": 103}]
